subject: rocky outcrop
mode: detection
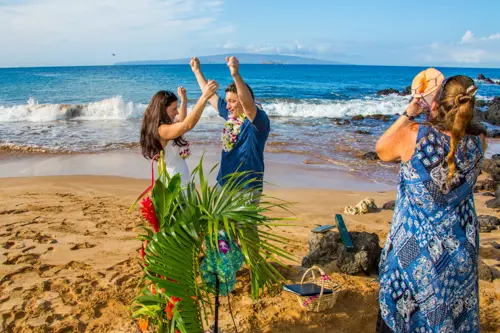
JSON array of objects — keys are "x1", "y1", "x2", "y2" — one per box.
[
  {"x1": 478, "y1": 215, "x2": 500, "y2": 233},
  {"x1": 355, "y1": 130, "x2": 372, "y2": 135},
  {"x1": 365, "y1": 114, "x2": 393, "y2": 122},
  {"x1": 478, "y1": 260, "x2": 494, "y2": 282},
  {"x1": 376, "y1": 86, "x2": 411, "y2": 96},
  {"x1": 482, "y1": 158, "x2": 500, "y2": 182},
  {"x1": 475, "y1": 97, "x2": 500, "y2": 125},
  {"x1": 477, "y1": 74, "x2": 497, "y2": 85},
  {"x1": 362, "y1": 152, "x2": 379, "y2": 161},
  {"x1": 474, "y1": 179, "x2": 498, "y2": 192},
  {"x1": 382, "y1": 201, "x2": 395, "y2": 210},
  {"x1": 485, "y1": 187, "x2": 500, "y2": 209},
  {"x1": 377, "y1": 88, "x2": 399, "y2": 96},
  {"x1": 302, "y1": 231, "x2": 381, "y2": 275}
]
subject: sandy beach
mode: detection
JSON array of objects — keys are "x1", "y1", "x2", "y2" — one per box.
[{"x1": 1, "y1": 161, "x2": 499, "y2": 333}]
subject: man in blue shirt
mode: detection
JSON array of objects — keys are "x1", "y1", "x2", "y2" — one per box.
[{"x1": 190, "y1": 56, "x2": 270, "y2": 192}]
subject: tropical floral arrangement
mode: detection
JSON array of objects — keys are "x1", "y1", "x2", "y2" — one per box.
[
  {"x1": 129, "y1": 152, "x2": 292, "y2": 333},
  {"x1": 179, "y1": 142, "x2": 191, "y2": 159},
  {"x1": 221, "y1": 114, "x2": 246, "y2": 152}
]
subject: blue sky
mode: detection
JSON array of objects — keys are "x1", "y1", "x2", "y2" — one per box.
[{"x1": 1, "y1": 0, "x2": 499, "y2": 68}]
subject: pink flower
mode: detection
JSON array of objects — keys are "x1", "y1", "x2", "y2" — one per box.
[{"x1": 218, "y1": 239, "x2": 229, "y2": 254}]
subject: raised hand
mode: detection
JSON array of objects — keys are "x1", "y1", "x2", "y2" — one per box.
[
  {"x1": 225, "y1": 56, "x2": 239, "y2": 77},
  {"x1": 190, "y1": 57, "x2": 201, "y2": 73},
  {"x1": 177, "y1": 86, "x2": 187, "y2": 102},
  {"x1": 202, "y1": 80, "x2": 219, "y2": 100}
]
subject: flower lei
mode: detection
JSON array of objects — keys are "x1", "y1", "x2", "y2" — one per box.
[
  {"x1": 221, "y1": 114, "x2": 246, "y2": 152},
  {"x1": 179, "y1": 141, "x2": 191, "y2": 159}
]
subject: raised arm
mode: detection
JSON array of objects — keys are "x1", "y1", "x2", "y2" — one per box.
[
  {"x1": 226, "y1": 56, "x2": 257, "y2": 122},
  {"x1": 190, "y1": 57, "x2": 219, "y2": 110},
  {"x1": 375, "y1": 99, "x2": 421, "y2": 162},
  {"x1": 177, "y1": 86, "x2": 187, "y2": 122},
  {"x1": 158, "y1": 81, "x2": 218, "y2": 141}
]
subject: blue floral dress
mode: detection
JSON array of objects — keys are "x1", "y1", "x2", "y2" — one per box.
[{"x1": 379, "y1": 125, "x2": 484, "y2": 332}]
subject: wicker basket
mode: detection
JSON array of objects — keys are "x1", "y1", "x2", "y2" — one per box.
[{"x1": 296, "y1": 266, "x2": 341, "y2": 312}]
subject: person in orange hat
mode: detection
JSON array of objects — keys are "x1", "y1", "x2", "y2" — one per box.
[{"x1": 375, "y1": 72, "x2": 486, "y2": 332}]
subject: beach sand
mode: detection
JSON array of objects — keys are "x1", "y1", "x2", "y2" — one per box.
[{"x1": 1, "y1": 172, "x2": 499, "y2": 333}]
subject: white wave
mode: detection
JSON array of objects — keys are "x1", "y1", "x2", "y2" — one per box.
[
  {"x1": 79, "y1": 96, "x2": 146, "y2": 120},
  {"x1": 0, "y1": 96, "x2": 148, "y2": 123},
  {"x1": 0, "y1": 95, "x2": 409, "y2": 122},
  {"x1": 0, "y1": 98, "x2": 63, "y2": 122},
  {"x1": 263, "y1": 95, "x2": 408, "y2": 118}
]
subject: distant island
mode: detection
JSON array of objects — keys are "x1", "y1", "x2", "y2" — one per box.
[{"x1": 115, "y1": 53, "x2": 343, "y2": 66}]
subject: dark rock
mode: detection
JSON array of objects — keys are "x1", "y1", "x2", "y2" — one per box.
[
  {"x1": 488, "y1": 130, "x2": 500, "y2": 138},
  {"x1": 475, "y1": 97, "x2": 500, "y2": 125},
  {"x1": 478, "y1": 260, "x2": 493, "y2": 282},
  {"x1": 486, "y1": 197, "x2": 500, "y2": 209},
  {"x1": 335, "y1": 119, "x2": 351, "y2": 126},
  {"x1": 302, "y1": 231, "x2": 340, "y2": 268},
  {"x1": 382, "y1": 115, "x2": 393, "y2": 122},
  {"x1": 398, "y1": 86, "x2": 411, "y2": 96},
  {"x1": 477, "y1": 74, "x2": 495, "y2": 85},
  {"x1": 474, "y1": 179, "x2": 498, "y2": 192},
  {"x1": 475, "y1": 100, "x2": 488, "y2": 109},
  {"x1": 382, "y1": 201, "x2": 395, "y2": 210},
  {"x1": 490, "y1": 241, "x2": 500, "y2": 249},
  {"x1": 377, "y1": 88, "x2": 399, "y2": 96},
  {"x1": 483, "y1": 192, "x2": 495, "y2": 197},
  {"x1": 482, "y1": 158, "x2": 500, "y2": 181},
  {"x1": 336, "y1": 232, "x2": 382, "y2": 275},
  {"x1": 351, "y1": 115, "x2": 365, "y2": 121},
  {"x1": 486, "y1": 186, "x2": 500, "y2": 208},
  {"x1": 362, "y1": 152, "x2": 380, "y2": 161},
  {"x1": 366, "y1": 114, "x2": 386, "y2": 120},
  {"x1": 303, "y1": 231, "x2": 382, "y2": 275},
  {"x1": 478, "y1": 215, "x2": 500, "y2": 233},
  {"x1": 492, "y1": 154, "x2": 500, "y2": 160},
  {"x1": 355, "y1": 130, "x2": 372, "y2": 135}
]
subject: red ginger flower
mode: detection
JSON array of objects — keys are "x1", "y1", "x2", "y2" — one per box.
[
  {"x1": 141, "y1": 197, "x2": 159, "y2": 233},
  {"x1": 165, "y1": 297, "x2": 182, "y2": 320},
  {"x1": 140, "y1": 240, "x2": 148, "y2": 260}
]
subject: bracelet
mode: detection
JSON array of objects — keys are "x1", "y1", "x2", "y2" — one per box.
[{"x1": 402, "y1": 111, "x2": 415, "y2": 121}]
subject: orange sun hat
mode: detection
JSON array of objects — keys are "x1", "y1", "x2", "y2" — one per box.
[{"x1": 411, "y1": 68, "x2": 444, "y2": 104}]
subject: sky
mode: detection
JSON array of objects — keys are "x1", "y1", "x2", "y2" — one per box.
[{"x1": 1, "y1": 0, "x2": 500, "y2": 68}]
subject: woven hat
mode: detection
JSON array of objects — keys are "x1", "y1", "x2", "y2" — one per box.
[{"x1": 411, "y1": 68, "x2": 444, "y2": 105}]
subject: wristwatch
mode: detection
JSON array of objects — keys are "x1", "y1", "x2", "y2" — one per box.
[{"x1": 402, "y1": 111, "x2": 415, "y2": 121}]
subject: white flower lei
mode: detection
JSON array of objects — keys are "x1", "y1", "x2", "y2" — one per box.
[{"x1": 221, "y1": 113, "x2": 246, "y2": 152}]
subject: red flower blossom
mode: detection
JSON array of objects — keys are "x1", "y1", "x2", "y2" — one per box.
[
  {"x1": 165, "y1": 297, "x2": 182, "y2": 320},
  {"x1": 141, "y1": 197, "x2": 159, "y2": 233},
  {"x1": 140, "y1": 240, "x2": 148, "y2": 260}
]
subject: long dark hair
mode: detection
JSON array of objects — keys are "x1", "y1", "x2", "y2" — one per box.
[
  {"x1": 140, "y1": 90, "x2": 188, "y2": 159},
  {"x1": 428, "y1": 75, "x2": 485, "y2": 181}
]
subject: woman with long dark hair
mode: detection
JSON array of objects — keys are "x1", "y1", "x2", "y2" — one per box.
[
  {"x1": 140, "y1": 81, "x2": 218, "y2": 185},
  {"x1": 376, "y1": 74, "x2": 486, "y2": 332}
]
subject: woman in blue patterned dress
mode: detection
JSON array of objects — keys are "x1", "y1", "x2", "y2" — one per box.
[{"x1": 375, "y1": 75, "x2": 486, "y2": 333}]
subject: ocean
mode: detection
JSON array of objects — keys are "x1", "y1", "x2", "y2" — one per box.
[{"x1": 1, "y1": 64, "x2": 499, "y2": 185}]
